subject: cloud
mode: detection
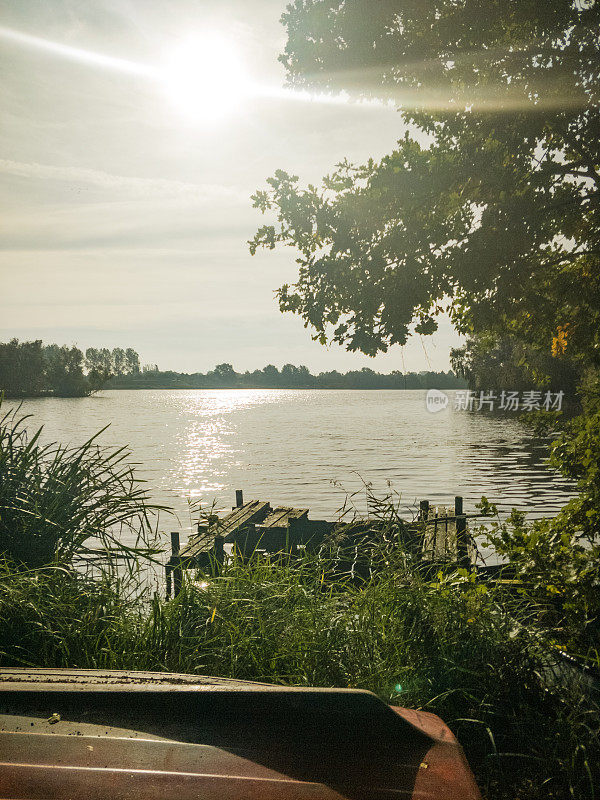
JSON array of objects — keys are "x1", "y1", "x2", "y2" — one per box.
[
  {"x1": 0, "y1": 159, "x2": 247, "y2": 201},
  {"x1": 0, "y1": 195, "x2": 257, "y2": 251},
  {"x1": 0, "y1": 160, "x2": 255, "y2": 252}
]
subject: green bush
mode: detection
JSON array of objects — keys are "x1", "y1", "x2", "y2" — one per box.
[{"x1": 480, "y1": 405, "x2": 600, "y2": 657}]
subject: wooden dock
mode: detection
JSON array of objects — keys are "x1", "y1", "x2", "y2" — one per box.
[{"x1": 165, "y1": 490, "x2": 474, "y2": 597}]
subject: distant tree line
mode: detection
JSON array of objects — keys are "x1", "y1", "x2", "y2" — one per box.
[
  {"x1": 0, "y1": 339, "x2": 140, "y2": 398},
  {"x1": 109, "y1": 363, "x2": 465, "y2": 390}
]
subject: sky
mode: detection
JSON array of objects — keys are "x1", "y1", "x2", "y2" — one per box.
[{"x1": 0, "y1": 0, "x2": 463, "y2": 374}]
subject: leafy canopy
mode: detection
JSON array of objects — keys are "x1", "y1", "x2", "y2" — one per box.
[{"x1": 250, "y1": 0, "x2": 600, "y2": 361}]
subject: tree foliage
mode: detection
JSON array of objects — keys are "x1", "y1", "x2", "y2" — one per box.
[
  {"x1": 250, "y1": 0, "x2": 600, "y2": 368},
  {"x1": 0, "y1": 339, "x2": 140, "y2": 398},
  {"x1": 0, "y1": 340, "x2": 45, "y2": 397},
  {"x1": 108, "y1": 362, "x2": 465, "y2": 390},
  {"x1": 481, "y1": 404, "x2": 600, "y2": 655},
  {"x1": 451, "y1": 331, "x2": 580, "y2": 392}
]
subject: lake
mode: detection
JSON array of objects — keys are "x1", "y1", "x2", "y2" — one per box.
[{"x1": 9, "y1": 389, "x2": 574, "y2": 542}]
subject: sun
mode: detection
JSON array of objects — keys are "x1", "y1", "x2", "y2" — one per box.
[{"x1": 161, "y1": 33, "x2": 251, "y2": 122}]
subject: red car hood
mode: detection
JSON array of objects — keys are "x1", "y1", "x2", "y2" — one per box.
[{"x1": 0, "y1": 668, "x2": 481, "y2": 800}]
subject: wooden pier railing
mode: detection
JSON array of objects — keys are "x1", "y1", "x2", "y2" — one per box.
[{"x1": 419, "y1": 496, "x2": 472, "y2": 569}]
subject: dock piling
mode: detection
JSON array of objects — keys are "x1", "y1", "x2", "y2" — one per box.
[
  {"x1": 456, "y1": 514, "x2": 470, "y2": 569},
  {"x1": 169, "y1": 531, "x2": 183, "y2": 598}
]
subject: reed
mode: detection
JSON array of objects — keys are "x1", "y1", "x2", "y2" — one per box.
[
  {"x1": 0, "y1": 401, "x2": 165, "y2": 569},
  {"x1": 1, "y1": 549, "x2": 597, "y2": 799}
]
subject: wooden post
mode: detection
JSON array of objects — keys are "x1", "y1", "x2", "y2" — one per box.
[
  {"x1": 214, "y1": 535, "x2": 225, "y2": 563},
  {"x1": 170, "y1": 531, "x2": 182, "y2": 597},
  {"x1": 235, "y1": 489, "x2": 244, "y2": 508},
  {"x1": 165, "y1": 564, "x2": 172, "y2": 599},
  {"x1": 173, "y1": 562, "x2": 182, "y2": 597},
  {"x1": 286, "y1": 520, "x2": 298, "y2": 554},
  {"x1": 456, "y1": 514, "x2": 470, "y2": 569},
  {"x1": 454, "y1": 496, "x2": 463, "y2": 517},
  {"x1": 419, "y1": 500, "x2": 431, "y2": 559}
]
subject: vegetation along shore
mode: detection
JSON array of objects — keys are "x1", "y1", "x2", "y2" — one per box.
[
  {"x1": 1, "y1": 338, "x2": 466, "y2": 395},
  {"x1": 1, "y1": 400, "x2": 599, "y2": 800}
]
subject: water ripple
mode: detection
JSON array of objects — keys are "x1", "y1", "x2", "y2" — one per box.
[{"x1": 12, "y1": 389, "x2": 575, "y2": 535}]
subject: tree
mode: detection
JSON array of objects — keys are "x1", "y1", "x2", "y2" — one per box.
[
  {"x1": 281, "y1": 363, "x2": 299, "y2": 384},
  {"x1": 112, "y1": 348, "x2": 127, "y2": 376},
  {"x1": 98, "y1": 348, "x2": 113, "y2": 375},
  {"x1": 279, "y1": 363, "x2": 313, "y2": 387},
  {"x1": 0, "y1": 341, "x2": 141, "y2": 397},
  {"x1": 250, "y1": 0, "x2": 600, "y2": 375},
  {"x1": 85, "y1": 348, "x2": 104, "y2": 393},
  {"x1": 451, "y1": 332, "x2": 579, "y2": 393},
  {"x1": 262, "y1": 364, "x2": 280, "y2": 384},
  {"x1": 125, "y1": 348, "x2": 140, "y2": 375},
  {"x1": 44, "y1": 345, "x2": 88, "y2": 397},
  {"x1": 0, "y1": 339, "x2": 45, "y2": 397},
  {"x1": 209, "y1": 363, "x2": 238, "y2": 386},
  {"x1": 85, "y1": 347, "x2": 114, "y2": 393}
]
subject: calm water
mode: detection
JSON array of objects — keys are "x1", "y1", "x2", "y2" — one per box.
[{"x1": 10, "y1": 389, "x2": 574, "y2": 542}]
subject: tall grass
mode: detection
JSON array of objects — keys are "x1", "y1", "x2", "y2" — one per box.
[
  {"x1": 0, "y1": 401, "x2": 165, "y2": 569},
  {"x1": 1, "y1": 549, "x2": 598, "y2": 799},
  {"x1": 0, "y1": 560, "x2": 140, "y2": 668}
]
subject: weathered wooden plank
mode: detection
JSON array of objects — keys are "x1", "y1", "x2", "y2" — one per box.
[
  {"x1": 251, "y1": 508, "x2": 307, "y2": 553},
  {"x1": 183, "y1": 531, "x2": 225, "y2": 560},
  {"x1": 422, "y1": 505, "x2": 457, "y2": 561},
  {"x1": 259, "y1": 507, "x2": 308, "y2": 529},
  {"x1": 194, "y1": 501, "x2": 271, "y2": 539},
  {"x1": 181, "y1": 500, "x2": 272, "y2": 560},
  {"x1": 219, "y1": 501, "x2": 272, "y2": 539},
  {"x1": 183, "y1": 534, "x2": 215, "y2": 558}
]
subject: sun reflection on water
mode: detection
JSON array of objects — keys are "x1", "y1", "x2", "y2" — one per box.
[
  {"x1": 11, "y1": 389, "x2": 576, "y2": 538},
  {"x1": 165, "y1": 390, "x2": 286, "y2": 504}
]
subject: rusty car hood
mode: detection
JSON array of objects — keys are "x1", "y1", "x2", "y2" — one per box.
[{"x1": 0, "y1": 668, "x2": 481, "y2": 799}]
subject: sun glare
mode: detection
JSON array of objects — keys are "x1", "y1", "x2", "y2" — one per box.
[
  {"x1": 0, "y1": 24, "x2": 401, "y2": 126},
  {"x1": 161, "y1": 33, "x2": 251, "y2": 122}
]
